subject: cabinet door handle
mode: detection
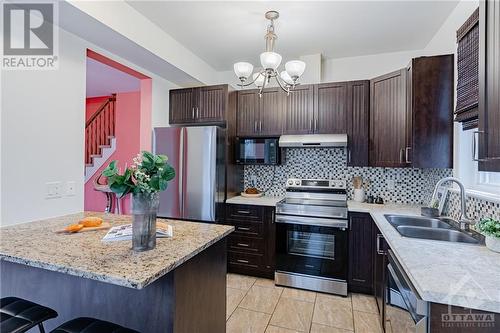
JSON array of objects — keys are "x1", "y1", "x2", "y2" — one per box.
[
  {"x1": 236, "y1": 259, "x2": 249, "y2": 264},
  {"x1": 399, "y1": 148, "x2": 405, "y2": 164},
  {"x1": 196, "y1": 107, "x2": 199, "y2": 119},
  {"x1": 376, "y1": 234, "x2": 386, "y2": 255},
  {"x1": 405, "y1": 147, "x2": 412, "y2": 164},
  {"x1": 237, "y1": 227, "x2": 251, "y2": 231},
  {"x1": 472, "y1": 131, "x2": 486, "y2": 161},
  {"x1": 254, "y1": 121, "x2": 258, "y2": 133},
  {"x1": 259, "y1": 121, "x2": 262, "y2": 132},
  {"x1": 237, "y1": 210, "x2": 251, "y2": 214},
  {"x1": 191, "y1": 107, "x2": 195, "y2": 119},
  {"x1": 237, "y1": 243, "x2": 250, "y2": 247},
  {"x1": 348, "y1": 149, "x2": 352, "y2": 164},
  {"x1": 309, "y1": 118, "x2": 313, "y2": 132},
  {"x1": 314, "y1": 118, "x2": 318, "y2": 132}
]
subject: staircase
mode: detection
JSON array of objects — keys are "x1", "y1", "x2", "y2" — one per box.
[{"x1": 85, "y1": 95, "x2": 116, "y2": 182}]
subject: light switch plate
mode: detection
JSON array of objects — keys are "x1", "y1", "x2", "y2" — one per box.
[
  {"x1": 387, "y1": 179, "x2": 396, "y2": 190},
  {"x1": 46, "y1": 181, "x2": 62, "y2": 198}
]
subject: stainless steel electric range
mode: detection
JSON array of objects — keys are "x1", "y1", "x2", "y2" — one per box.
[{"x1": 274, "y1": 178, "x2": 348, "y2": 296}]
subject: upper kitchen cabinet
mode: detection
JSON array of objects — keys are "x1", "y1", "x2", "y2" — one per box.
[
  {"x1": 283, "y1": 84, "x2": 314, "y2": 135},
  {"x1": 237, "y1": 89, "x2": 260, "y2": 136},
  {"x1": 370, "y1": 69, "x2": 408, "y2": 167},
  {"x1": 259, "y1": 88, "x2": 284, "y2": 136},
  {"x1": 479, "y1": 0, "x2": 500, "y2": 171},
  {"x1": 407, "y1": 55, "x2": 454, "y2": 169},
  {"x1": 236, "y1": 88, "x2": 283, "y2": 137},
  {"x1": 169, "y1": 84, "x2": 234, "y2": 125},
  {"x1": 347, "y1": 81, "x2": 370, "y2": 167},
  {"x1": 314, "y1": 82, "x2": 349, "y2": 134},
  {"x1": 169, "y1": 88, "x2": 195, "y2": 124},
  {"x1": 370, "y1": 56, "x2": 454, "y2": 168}
]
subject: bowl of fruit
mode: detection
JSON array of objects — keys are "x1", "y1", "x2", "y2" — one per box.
[{"x1": 241, "y1": 187, "x2": 264, "y2": 198}]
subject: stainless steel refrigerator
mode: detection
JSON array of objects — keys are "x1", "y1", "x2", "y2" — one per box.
[{"x1": 153, "y1": 126, "x2": 226, "y2": 222}]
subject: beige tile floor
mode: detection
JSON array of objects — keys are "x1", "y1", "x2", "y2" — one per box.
[{"x1": 226, "y1": 273, "x2": 382, "y2": 333}]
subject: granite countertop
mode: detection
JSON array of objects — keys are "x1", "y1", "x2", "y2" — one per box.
[
  {"x1": 0, "y1": 212, "x2": 234, "y2": 289},
  {"x1": 349, "y1": 201, "x2": 500, "y2": 313},
  {"x1": 226, "y1": 195, "x2": 284, "y2": 207}
]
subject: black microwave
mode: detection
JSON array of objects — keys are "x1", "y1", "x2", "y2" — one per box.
[{"x1": 235, "y1": 137, "x2": 281, "y2": 165}]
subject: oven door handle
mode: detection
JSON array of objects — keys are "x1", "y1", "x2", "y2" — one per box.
[{"x1": 275, "y1": 214, "x2": 348, "y2": 229}]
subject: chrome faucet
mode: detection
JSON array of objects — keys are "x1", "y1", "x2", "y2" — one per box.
[{"x1": 431, "y1": 177, "x2": 474, "y2": 230}]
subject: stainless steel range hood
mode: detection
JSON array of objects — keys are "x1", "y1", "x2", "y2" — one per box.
[{"x1": 279, "y1": 134, "x2": 348, "y2": 148}]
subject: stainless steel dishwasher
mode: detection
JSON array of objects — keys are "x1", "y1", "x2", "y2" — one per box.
[{"x1": 385, "y1": 249, "x2": 429, "y2": 333}]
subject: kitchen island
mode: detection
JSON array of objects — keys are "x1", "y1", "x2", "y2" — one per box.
[{"x1": 0, "y1": 212, "x2": 234, "y2": 333}]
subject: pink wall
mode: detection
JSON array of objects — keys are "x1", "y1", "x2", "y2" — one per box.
[{"x1": 84, "y1": 92, "x2": 141, "y2": 213}]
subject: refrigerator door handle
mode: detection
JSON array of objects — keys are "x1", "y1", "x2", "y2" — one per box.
[{"x1": 179, "y1": 128, "x2": 185, "y2": 217}]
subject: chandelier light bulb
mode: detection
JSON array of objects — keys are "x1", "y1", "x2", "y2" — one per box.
[
  {"x1": 285, "y1": 60, "x2": 306, "y2": 80},
  {"x1": 260, "y1": 52, "x2": 282, "y2": 71},
  {"x1": 233, "y1": 62, "x2": 254, "y2": 81},
  {"x1": 280, "y1": 71, "x2": 294, "y2": 85}
]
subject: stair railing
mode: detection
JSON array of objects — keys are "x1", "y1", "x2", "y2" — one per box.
[{"x1": 85, "y1": 94, "x2": 116, "y2": 165}]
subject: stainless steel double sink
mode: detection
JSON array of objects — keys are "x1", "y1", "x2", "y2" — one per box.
[{"x1": 384, "y1": 214, "x2": 481, "y2": 244}]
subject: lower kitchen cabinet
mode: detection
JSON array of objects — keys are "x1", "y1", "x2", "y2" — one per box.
[
  {"x1": 224, "y1": 203, "x2": 275, "y2": 278},
  {"x1": 348, "y1": 212, "x2": 387, "y2": 331},
  {"x1": 348, "y1": 213, "x2": 375, "y2": 294}
]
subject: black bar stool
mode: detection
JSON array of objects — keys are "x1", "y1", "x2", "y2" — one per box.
[
  {"x1": 0, "y1": 297, "x2": 58, "y2": 333},
  {"x1": 50, "y1": 317, "x2": 139, "y2": 333}
]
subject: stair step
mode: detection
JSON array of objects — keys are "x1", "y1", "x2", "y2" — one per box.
[
  {"x1": 99, "y1": 145, "x2": 111, "y2": 149},
  {"x1": 91, "y1": 154, "x2": 102, "y2": 159},
  {"x1": 85, "y1": 163, "x2": 93, "y2": 168}
]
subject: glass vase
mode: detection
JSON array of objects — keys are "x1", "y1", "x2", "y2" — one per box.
[{"x1": 131, "y1": 192, "x2": 160, "y2": 251}]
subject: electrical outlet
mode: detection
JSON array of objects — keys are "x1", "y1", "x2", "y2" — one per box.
[
  {"x1": 66, "y1": 181, "x2": 76, "y2": 196},
  {"x1": 46, "y1": 181, "x2": 62, "y2": 198},
  {"x1": 250, "y1": 175, "x2": 257, "y2": 187},
  {"x1": 387, "y1": 179, "x2": 396, "y2": 190}
]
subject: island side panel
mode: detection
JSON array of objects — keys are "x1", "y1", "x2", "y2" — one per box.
[
  {"x1": 0, "y1": 259, "x2": 175, "y2": 332},
  {"x1": 174, "y1": 238, "x2": 227, "y2": 333}
]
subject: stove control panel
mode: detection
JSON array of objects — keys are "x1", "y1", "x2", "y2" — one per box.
[{"x1": 286, "y1": 178, "x2": 346, "y2": 189}]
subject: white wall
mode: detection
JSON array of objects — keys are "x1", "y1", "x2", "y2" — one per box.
[
  {"x1": 421, "y1": 0, "x2": 479, "y2": 186},
  {"x1": 1, "y1": 29, "x2": 86, "y2": 226},
  {"x1": 322, "y1": 49, "x2": 422, "y2": 82},
  {"x1": 1, "y1": 26, "x2": 178, "y2": 226}
]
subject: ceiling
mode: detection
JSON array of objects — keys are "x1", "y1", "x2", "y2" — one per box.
[
  {"x1": 86, "y1": 57, "x2": 141, "y2": 97},
  {"x1": 126, "y1": 1, "x2": 459, "y2": 71}
]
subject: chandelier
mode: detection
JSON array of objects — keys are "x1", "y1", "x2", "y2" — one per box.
[{"x1": 233, "y1": 11, "x2": 306, "y2": 96}]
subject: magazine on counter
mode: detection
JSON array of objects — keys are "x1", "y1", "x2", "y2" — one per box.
[{"x1": 102, "y1": 222, "x2": 173, "y2": 242}]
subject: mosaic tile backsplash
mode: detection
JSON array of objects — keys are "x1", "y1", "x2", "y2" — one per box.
[
  {"x1": 244, "y1": 148, "x2": 452, "y2": 204},
  {"x1": 443, "y1": 191, "x2": 500, "y2": 222}
]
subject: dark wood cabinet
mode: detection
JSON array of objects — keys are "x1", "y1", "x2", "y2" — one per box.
[
  {"x1": 347, "y1": 81, "x2": 370, "y2": 167},
  {"x1": 236, "y1": 89, "x2": 260, "y2": 136},
  {"x1": 169, "y1": 88, "x2": 195, "y2": 124},
  {"x1": 370, "y1": 69, "x2": 408, "y2": 167},
  {"x1": 407, "y1": 55, "x2": 454, "y2": 168},
  {"x1": 370, "y1": 57, "x2": 454, "y2": 168},
  {"x1": 479, "y1": 0, "x2": 500, "y2": 171},
  {"x1": 283, "y1": 84, "x2": 314, "y2": 134},
  {"x1": 315, "y1": 82, "x2": 349, "y2": 134},
  {"x1": 373, "y1": 224, "x2": 387, "y2": 330},
  {"x1": 259, "y1": 88, "x2": 284, "y2": 136},
  {"x1": 224, "y1": 203, "x2": 275, "y2": 278},
  {"x1": 348, "y1": 213, "x2": 374, "y2": 294},
  {"x1": 236, "y1": 88, "x2": 283, "y2": 137},
  {"x1": 169, "y1": 84, "x2": 232, "y2": 125}
]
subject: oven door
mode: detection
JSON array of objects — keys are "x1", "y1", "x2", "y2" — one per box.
[
  {"x1": 386, "y1": 250, "x2": 428, "y2": 333},
  {"x1": 275, "y1": 217, "x2": 348, "y2": 281}
]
